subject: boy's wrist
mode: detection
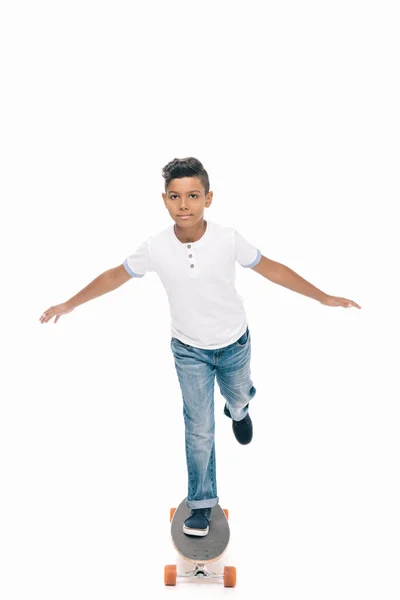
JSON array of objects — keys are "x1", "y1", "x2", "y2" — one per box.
[
  {"x1": 318, "y1": 292, "x2": 330, "y2": 303},
  {"x1": 66, "y1": 299, "x2": 77, "y2": 310}
]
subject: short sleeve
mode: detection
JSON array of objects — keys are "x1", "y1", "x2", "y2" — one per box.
[
  {"x1": 123, "y1": 239, "x2": 153, "y2": 278},
  {"x1": 234, "y1": 229, "x2": 262, "y2": 268}
]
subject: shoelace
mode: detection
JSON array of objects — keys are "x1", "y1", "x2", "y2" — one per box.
[{"x1": 192, "y1": 508, "x2": 210, "y2": 517}]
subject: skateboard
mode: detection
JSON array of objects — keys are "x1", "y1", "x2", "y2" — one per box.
[{"x1": 164, "y1": 498, "x2": 236, "y2": 587}]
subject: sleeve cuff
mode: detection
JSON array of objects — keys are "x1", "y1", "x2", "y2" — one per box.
[
  {"x1": 242, "y1": 249, "x2": 262, "y2": 268},
  {"x1": 123, "y1": 259, "x2": 145, "y2": 278}
]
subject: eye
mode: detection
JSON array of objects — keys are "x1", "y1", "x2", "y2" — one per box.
[{"x1": 170, "y1": 194, "x2": 198, "y2": 199}]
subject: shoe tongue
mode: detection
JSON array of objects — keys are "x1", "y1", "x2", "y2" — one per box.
[{"x1": 194, "y1": 508, "x2": 208, "y2": 515}]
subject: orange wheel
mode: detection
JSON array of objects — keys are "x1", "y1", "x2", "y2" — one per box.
[
  {"x1": 164, "y1": 564, "x2": 177, "y2": 586},
  {"x1": 169, "y1": 507, "x2": 176, "y2": 522},
  {"x1": 223, "y1": 508, "x2": 229, "y2": 520},
  {"x1": 224, "y1": 566, "x2": 236, "y2": 587}
]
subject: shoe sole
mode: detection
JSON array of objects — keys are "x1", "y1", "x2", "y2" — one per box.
[{"x1": 182, "y1": 524, "x2": 209, "y2": 536}]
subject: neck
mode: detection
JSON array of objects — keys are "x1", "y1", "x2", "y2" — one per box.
[{"x1": 174, "y1": 219, "x2": 207, "y2": 243}]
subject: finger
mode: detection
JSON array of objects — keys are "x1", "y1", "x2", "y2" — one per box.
[
  {"x1": 345, "y1": 299, "x2": 362, "y2": 309},
  {"x1": 336, "y1": 297, "x2": 349, "y2": 307},
  {"x1": 41, "y1": 309, "x2": 53, "y2": 323},
  {"x1": 333, "y1": 298, "x2": 346, "y2": 307}
]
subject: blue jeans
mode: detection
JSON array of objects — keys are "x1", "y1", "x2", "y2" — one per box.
[{"x1": 170, "y1": 326, "x2": 257, "y2": 509}]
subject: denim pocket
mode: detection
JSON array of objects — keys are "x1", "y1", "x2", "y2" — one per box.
[
  {"x1": 171, "y1": 337, "x2": 192, "y2": 350},
  {"x1": 235, "y1": 327, "x2": 249, "y2": 347}
]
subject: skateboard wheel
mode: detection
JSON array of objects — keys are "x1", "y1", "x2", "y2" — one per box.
[
  {"x1": 169, "y1": 508, "x2": 176, "y2": 522},
  {"x1": 164, "y1": 564, "x2": 177, "y2": 586},
  {"x1": 223, "y1": 508, "x2": 229, "y2": 520},
  {"x1": 224, "y1": 566, "x2": 236, "y2": 587}
]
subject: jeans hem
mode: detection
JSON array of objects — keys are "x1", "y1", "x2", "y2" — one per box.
[
  {"x1": 232, "y1": 407, "x2": 249, "y2": 422},
  {"x1": 225, "y1": 402, "x2": 249, "y2": 421},
  {"x1": 186, "y1": 496, "x2": 219, "y2": 509}
]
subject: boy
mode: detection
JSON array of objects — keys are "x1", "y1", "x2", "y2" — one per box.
[{"x1": 39, "y1": 157, "x2": 361, "y2": 537}]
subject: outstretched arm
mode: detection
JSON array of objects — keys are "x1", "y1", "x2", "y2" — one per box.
[
  {"x1": 251, "y1": 255, "x2": 361, "y2": 309},
  {"x1": 39, "y1": 264, "x2": 132, "y2": 324}
]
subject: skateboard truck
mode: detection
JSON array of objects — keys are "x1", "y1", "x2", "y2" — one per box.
[
  {"x1": 165, "y1": 562, "x2": 236, "y2": 586},
  {"x1": 180, "y1": 563, "x2": 226, "y2": 579}
]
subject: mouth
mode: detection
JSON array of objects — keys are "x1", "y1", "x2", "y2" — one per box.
[{"x1": 177, "y1": 215, "x2": 193, "y2": 219}]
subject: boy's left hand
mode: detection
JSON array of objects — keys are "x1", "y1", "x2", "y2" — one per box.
[{"x1": 320, "y1": 295, "x2": 361, "y2": 309}]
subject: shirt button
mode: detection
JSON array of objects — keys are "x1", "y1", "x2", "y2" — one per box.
[
  {"x1": 189, "y1": 254, "x2": 192, "y2": 258},
  {"x1": 190, "y1": 264, "x2": 194, "y2": 268},
  {"x1": 187, "y1": 244, "x2": 191, "y2": 249}
]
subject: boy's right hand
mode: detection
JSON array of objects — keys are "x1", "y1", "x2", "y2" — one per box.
[{"x1": 39, "y1": 303, "x2": 74, "y2": 324}]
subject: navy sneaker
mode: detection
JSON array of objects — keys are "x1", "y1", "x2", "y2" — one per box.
[
  {"x1": 183, "y1": 507, "x2": 212, "y2": 537},
  {"x1": 224, "y1": 403, "x2": 253, "y2": 444}
]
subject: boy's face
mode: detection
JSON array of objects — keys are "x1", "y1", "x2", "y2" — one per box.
[{"x1": 162, "y1": 177, "x2": 213, "y2": 227}]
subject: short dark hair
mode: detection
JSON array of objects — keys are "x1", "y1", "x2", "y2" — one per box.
[{"x1": 162, "y1": 157, "x2": 210, "y2": 196}]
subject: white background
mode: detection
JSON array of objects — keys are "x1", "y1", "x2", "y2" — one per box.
[{"x1": 1, "y1": 1, "x2": 399, "y2": 598}]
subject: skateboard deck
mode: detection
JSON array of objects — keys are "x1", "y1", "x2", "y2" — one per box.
[{"x1": 164, "y1": 498, "x2": 236, "y2": 587}]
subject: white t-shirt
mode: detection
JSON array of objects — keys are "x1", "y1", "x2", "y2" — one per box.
[{"x1": 123, "y1": 220, "x2": 261, "y2": 350}]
